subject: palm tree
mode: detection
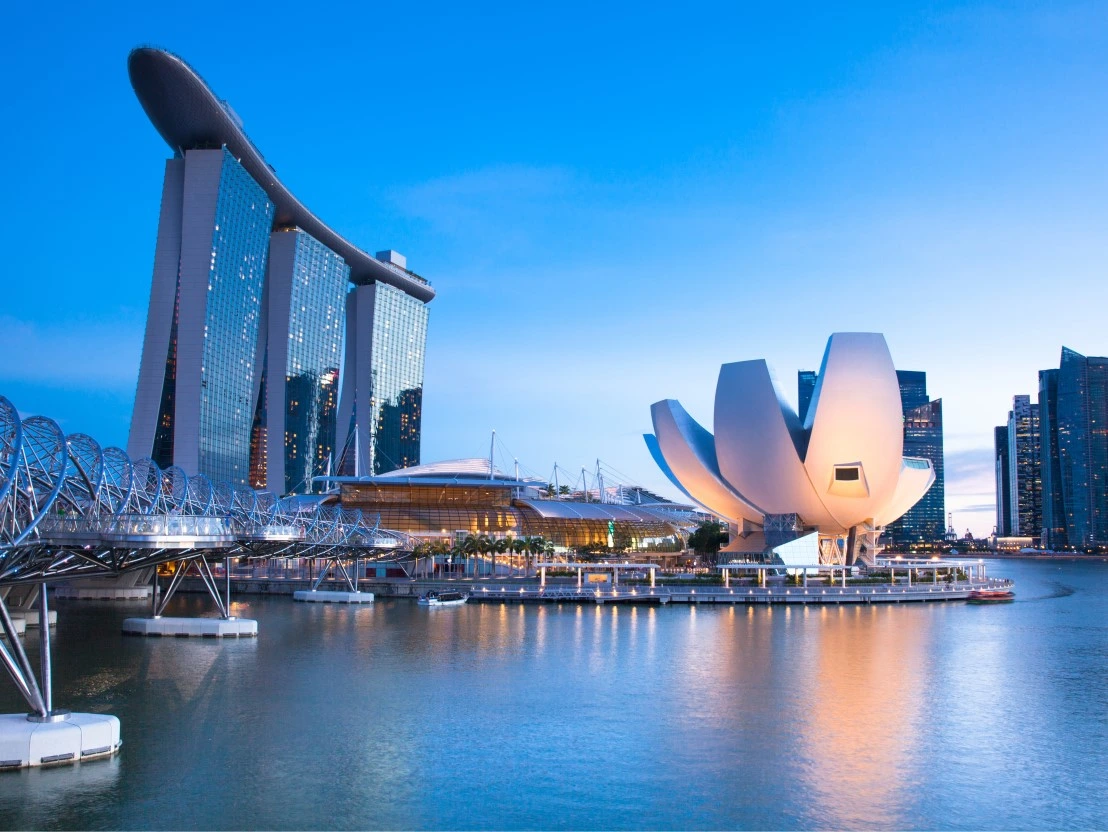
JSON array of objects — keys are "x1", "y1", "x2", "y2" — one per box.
[
  {"x1": 525, "y1": 536, "x2": 546, "y2": 577},
  {"x1": 510, "y1": 536, "x2": 525, "y2": 576},
  {"x1": 462, "y1": 535, "x2": 480, "y2": 577},
  {"x1": 493, "y1": 538, "x2": 509, "y2": 577}
]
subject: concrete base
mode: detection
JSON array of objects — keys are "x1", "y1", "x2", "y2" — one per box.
[
  {"x1": 11, "y1": 610, "x2": 57, "y2": 627},
  {"x1": 0, "y1": 618, "x2": 26, "y2": 638},
  {"x1": 0, "y1": 712, "x2": 121, "y2": 769},
  {"x1": 55, "y1": 586, "x2": 152, "y2": 601},
  {"x1": 121, "y1": 617, "x2": 258, "y2": 638},
  {"x1": 293, "y1": 590, "x2": 374, "y2": 604}
]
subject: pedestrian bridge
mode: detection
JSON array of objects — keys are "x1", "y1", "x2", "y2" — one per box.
[
  {"x1": 0, "y1": 393, "x2": 415, "y2": 742},
  {"x1": 0, "y1": 395, "x2": 413, "y2": 586}
]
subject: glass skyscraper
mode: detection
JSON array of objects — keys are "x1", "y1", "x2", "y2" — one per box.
[
  {"x1": 1000, "y1": 395, "x2": 1041, "y2": 539},
  {"x1": 994, "y1": 425, "x2": 1012, "y2": 536},
  {"x1": 126, "y1": 48, "x2": 434, "y2": 490},
  {"x1": 883, "y1": 371, "x2": 945, "y2": 546},
  {"x1": 1037, "y1": 348, "x2": 1108, "y2": 548}
]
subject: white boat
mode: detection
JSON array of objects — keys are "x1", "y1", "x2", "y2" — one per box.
[{"x1": 417, "y1": 591, "x2": 468, "y2": 607}]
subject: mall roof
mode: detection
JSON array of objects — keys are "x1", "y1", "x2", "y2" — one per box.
[{"x1": 128, "y1": 47, "x2": 434, "y2": 303}]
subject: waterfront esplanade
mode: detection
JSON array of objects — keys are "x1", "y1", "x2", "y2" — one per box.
[{"x1": 127, "y1": 47, "x2": 432, "y2": 493}]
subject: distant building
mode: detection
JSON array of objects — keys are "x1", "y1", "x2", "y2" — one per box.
[
  {"x1": 1038, "y1": 348, "x2": 1108, "y2": 548},
  {"x1": 883, "y1": 371, "x2": 945, "y2": 546},
  {"x1": 1004, "y1": 395, "x2": 1041, "y2": 540},
  {"x1": 994, "y1": 425, "x2": 1012, "y2": 536},
  {"x1": 797, "y1": 370, "x2": 817, "y2": 423}
]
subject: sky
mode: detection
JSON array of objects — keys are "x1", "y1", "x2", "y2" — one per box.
[{"x1": 4, "y1": 0, "x2": 1108, "y2": 537}]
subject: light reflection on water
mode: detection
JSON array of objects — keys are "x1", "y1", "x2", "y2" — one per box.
[{"x1": 0, "y1": 559, "x2": 1104, "y2": 830}]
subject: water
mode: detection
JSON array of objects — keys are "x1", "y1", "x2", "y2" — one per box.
[{"x1": 0, "y1": 558, "x2": 1104, "y2": 830}]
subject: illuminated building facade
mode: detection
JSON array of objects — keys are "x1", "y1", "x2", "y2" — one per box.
[
  {"x1": 883, "y1": 372, "x2": 945, "y2": 546},
  {"x1": 125, "y1": 48, "x2": 433, "y2": 490},
  {"x1": 326, "y1": 460, "x2": 682, "y2": 549}
]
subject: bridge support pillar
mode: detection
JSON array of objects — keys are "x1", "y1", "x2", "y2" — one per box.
[
  {"x1": 0, "y1": 586, "x2": 121, "y2": 768},
  {"x1": 293, "y1": 555, "x2": 374, "y2": 603},
  {"x1": 123, "y1": 556, "x2": 258, "y2": 638}
]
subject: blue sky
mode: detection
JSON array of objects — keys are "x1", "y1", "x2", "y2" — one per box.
[{"x1": 4, "y1": 1, "x2": 1108, "y2": 536}]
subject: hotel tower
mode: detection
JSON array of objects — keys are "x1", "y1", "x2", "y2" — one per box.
[{"x1": 126, "y1": 48, "x2": 433, "y2": 492}]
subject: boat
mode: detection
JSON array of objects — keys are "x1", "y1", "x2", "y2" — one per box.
[
  {"x1": 417, "y1": 591, "x2": 468, "y2": 607},
  {"x1": 967, "y1": 589, "x2": 1015, "y2": 603}
]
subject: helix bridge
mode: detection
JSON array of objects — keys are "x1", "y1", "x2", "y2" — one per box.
[{"x1": 0, "y1": 394, "x2": 414, "y2": 727}]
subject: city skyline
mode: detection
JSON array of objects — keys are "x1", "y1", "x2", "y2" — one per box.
[{"x1": 6, "y1": 2, "x2": 1108, "y2": 535}]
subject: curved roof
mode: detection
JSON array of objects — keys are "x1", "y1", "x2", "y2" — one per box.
[
  {"x1": 128, "y1": 47, "x2": 434, "y2": 303},
  {"x1": 375, "y1": 458, "x2": 510, "y2": 479},
  {"x1": 514, "y1": 498, "x2": 680, "y2": 526}
]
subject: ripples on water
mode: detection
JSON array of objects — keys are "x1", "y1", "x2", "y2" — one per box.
[{"x1": 0, "y1": 559, "x2": 1104, "y2": 830}]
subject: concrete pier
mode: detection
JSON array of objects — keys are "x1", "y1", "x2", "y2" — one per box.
[
  {"x1": 292, "y1": 590, "x2": 374, "y2": 604},
  {"x1": 121, "y1": 617, "x2": 257, "y2": 638},
  {"x1": 55, "y1": 585, "x2": 151, "y2": 601},
  {"x1": 0, "y1": 712, "x2": 121, "y2": 769},
  {"x1": 11, "y1": 610, "x2": 57, "y2": 627}
]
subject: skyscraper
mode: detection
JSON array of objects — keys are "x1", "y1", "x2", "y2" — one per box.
[
  {"x1": 797, "y1": 370, "x2": 817, "y2": 423},
  {"x1": 1004, "y1": 395, "x2": 1041, "y2": 539},
  {"x1": 126, "y1": 48, "x2": 434, "y2": 491},
  {"x1": 883, "y1": 371, "x2": 945, "y2": 545},
  {"x1": 994, "y1": 425, "x2": 1012, "y2": 536},
  {"x1": 1038, "y1": 348, "x2": 1108, "y2": 548}
]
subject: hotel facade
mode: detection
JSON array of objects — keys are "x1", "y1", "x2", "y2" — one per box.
[{"x1": 125, "y1": 48, "x2": 433, "y2": 493}]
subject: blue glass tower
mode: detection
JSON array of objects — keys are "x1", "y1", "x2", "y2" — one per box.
[{"x1": 884, "y1": 371, "x2": 945, "y2": 546}]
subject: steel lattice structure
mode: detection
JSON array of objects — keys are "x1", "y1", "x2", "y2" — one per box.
[{"x1": 0, "y1": 396, "x2": 414, "y2": 587}]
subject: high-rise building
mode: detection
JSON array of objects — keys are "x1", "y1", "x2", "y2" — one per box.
[
  {"x1": 797, "y1": 370, "x2": 817, "y2": 423},
  {"x1": 1038, "y1": 369, "x2": 1065, "y2": 548},
  {"x1": 1037, "y1": 348, "x2": 1108, "y2": 548},
  {"x1": 994, "y1": 425, "x2": 1012, "y2": 536},
  {"x1": 126, "y1": 48, "x2": 434, "y2": 490},
  {"x1": 1004, "y1": 395, "x2": 1041, "y2": 539},
  {"x1": 883, "y1": 371, "x2": 945, "y2": 545}
]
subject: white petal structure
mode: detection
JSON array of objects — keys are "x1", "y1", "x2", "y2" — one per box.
[{"x1": 645, "y1": 333, "x2": 935, "y2": 538}]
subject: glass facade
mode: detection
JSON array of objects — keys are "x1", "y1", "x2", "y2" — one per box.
[
  {"x1": 197, "y1": 149, "x2": 274, "y2": 484},
  {"x1": 1007, "y1": 395, "x2": 1041, "y2": 538},
  {"x1": 994, "y1": 425, "x2": 1011, "y2": 536},
  {"x1": 1038, "y1": 369, "x2": 1065, "y2": 547},
  {"x1": 369, "y1": 283, "x2": 428, "y2": 474},
  {"x1": 885, "y1": 397, "x2": 945, "y2": 545},
  {"x1": 797, "y1": 371, "x2": 817, "y2": 422},
  {"x1": 1048, "y1": 348, "x2": 1108, "y2": 547},
  {"x1": 280, "y1": 231, "x2": 348, "y2": 494}
]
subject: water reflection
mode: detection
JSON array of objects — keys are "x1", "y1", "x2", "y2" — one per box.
[{"x1": 0, "y1": 560, "x2": 1102, "y2": 830}]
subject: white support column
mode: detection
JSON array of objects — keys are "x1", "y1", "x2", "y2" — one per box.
[
  {"x1": 577, "y1": 568, "x2": 582, "y2": 588},
  {"x1": 540, "y1": 566, "x2": 546, "y2": 587},
  {"x1": 724, "y1": 569, "x2": 729, "y2": 589},
  {"x1": 650, "y1": 567, "x2": 656, "y2": 588}
]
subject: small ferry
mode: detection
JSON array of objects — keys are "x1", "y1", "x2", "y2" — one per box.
[
  {"x1": 967, "y1": 588, "x2": 1015, "y2": 603},
  {"x1": 417, "y1": 591, "x2": 469, "y2": 607}
]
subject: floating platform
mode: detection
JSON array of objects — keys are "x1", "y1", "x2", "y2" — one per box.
[
  {"x1": 121, "y1": 617, "x2": 258, "y2": 638},
  {"x1": 55, "y1": 585, "x2": 152, "y2": 601},
  {"x1": 11, "y1": 610, "x2": 57, "y2": 627},
  {"x1": 0, "y1": 712, "x2": 121, "y2": 769},
  {"x1": 292, "y1": 590, "x2": 374, "y2": 604}
]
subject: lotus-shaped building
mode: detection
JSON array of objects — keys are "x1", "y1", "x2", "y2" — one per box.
[{"x1": 645, "y1": 333, "x2": 934, "y2": 565}]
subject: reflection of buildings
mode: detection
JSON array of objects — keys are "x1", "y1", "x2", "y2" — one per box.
[
  {"x1": 325, "y1": 459, "x2": 684, "y2": 549},
  {"x1": 647, "y1": 334, "x2": 935, "y2": 566},
  {"x1": 125, "y1": 48, "x2": 432, "y2": 491}
]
